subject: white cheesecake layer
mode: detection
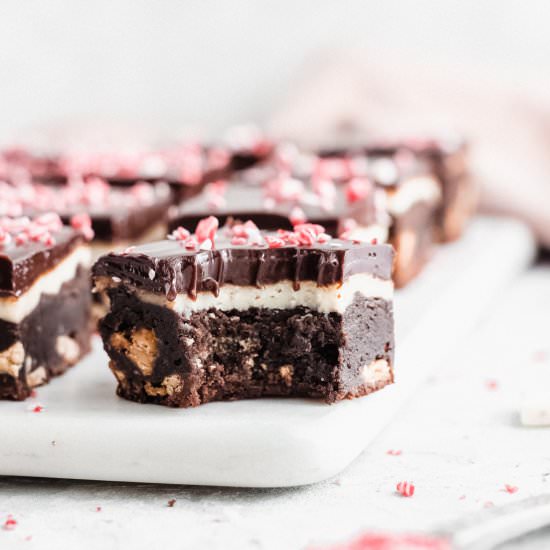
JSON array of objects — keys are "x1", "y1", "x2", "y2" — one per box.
[
  {"x1": 387, "y1": 176, "x2": 441, "y2": 215},
  {"x1": 132, "y1": 273, "x2": 393, "y2": 316},
  {"x1": 0, "y1": 246, "x2": 91, "y2": 324}
]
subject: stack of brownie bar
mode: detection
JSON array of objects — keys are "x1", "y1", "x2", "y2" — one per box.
[{"x1": 0, "y1": 128, "x2": 477, "y2": 406}]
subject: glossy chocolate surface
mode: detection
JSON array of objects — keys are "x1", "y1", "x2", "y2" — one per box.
[
  {"x1": 169, "y1": 155, "x2": 380, "y2": 237},
  {"x1": 93, "y1": 231, "x2": 394, "y2": 300},
  {"x1": 0, "y1": 227, "x2": 84, "y2": 297}
]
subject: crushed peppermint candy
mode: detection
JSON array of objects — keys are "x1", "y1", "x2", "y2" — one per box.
[
  {"x1": 0, "y1": 213, "x2": 74, "y2": 249},
  {"x1": 396, "y1": 481, "x2": 415, "y2": 497},
  {"x1": 313, "y1": 532, "x2": 451, "y2": 550},
  {"x1": 386, "y1": 449, "x2": 402, "y2": 456},
  {"x1": 231, "y1": 236, "x2": 248, "y2": 245},
  {"x1": 503, "y1": 484, "x2": 519, "y2": 494},
  {"x1": 70, "y1": 213, "x2": 94, "y2": 241},
  {"x1": 195, "y1": 216, "x2": 219, "y2": 246},
  {"x1": 2, "y1": 515, "x2": 17, "y2": 531},
  {"x1": 289, "y1": 206, "x2": 307, "y2": 226},
  {"x1": 346, "y1": 177, "x2": 372, "y2": 203},
  {"x1": 264, "y1": 175, "x2": 304, "y2": 203},
  {"x1": 184, "y1": 237, "x2": 199, "y2": 251},
  {"x1": 163, "y1": 218, "x2": 353, "y2": 251},
  {"x1": 168, "y1": 226, "x2": 191, "y2": 242},
  {"x1": 312, "y1": 177, "x2": 337, "y2": 212},
  {"x1": 264, "y1": 236, "x2": 285, "y2": 249}
]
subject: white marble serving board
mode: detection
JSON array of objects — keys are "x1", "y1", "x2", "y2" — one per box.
[{"x1": 0, "y1": 217, "x2": 536, "y2": 488}]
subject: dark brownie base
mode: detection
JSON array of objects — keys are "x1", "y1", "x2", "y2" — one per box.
[
  {"x1": 390, "y1": 201, "x2": 438, "y2": 288},
  {"x1": 99, "y1": 288, "x2": 394, "y2": 408},
  {"x1": 437, "y1": 174, "x2": 477, "y2": 242},
  {"x1": 0, "y1": 266, "x2": 92, "y2": 400}
]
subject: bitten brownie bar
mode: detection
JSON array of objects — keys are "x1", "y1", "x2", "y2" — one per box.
[
  {"x1": 93, "y1": 217, "x2": 395, "y2": 408},
  {"x1": 0, "y1": 214, "x2": 92, "y2": 400}
]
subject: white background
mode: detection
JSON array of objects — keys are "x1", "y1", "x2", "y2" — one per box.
[{"x1": 1, "y1": 0, "x2": 550, "y2": 140}]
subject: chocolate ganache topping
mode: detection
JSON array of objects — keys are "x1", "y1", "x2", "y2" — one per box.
[
  {"x1": 0, "y1": 218, "x2": 87, "y2": 297},
  {"x1": 93, "y1": 219, "x2": 394, "y2": 300}
]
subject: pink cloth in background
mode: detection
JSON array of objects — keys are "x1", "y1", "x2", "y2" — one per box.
[{"x1": 268, "y1": 52, "x2": 550, "y2": 248}]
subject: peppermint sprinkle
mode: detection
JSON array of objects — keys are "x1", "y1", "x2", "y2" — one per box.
[
  {"x1": 2, "y1": 515, "x2": 17, "y2": 531},
  {"x1": 503, "y1": 484, "x2": 519, "y2": 494},
  {"x1": 167, "y1": 226, "x2": 190, "y2": 242},
  {"x1": 265, "y1": 236, "x2": 285, "y2": 249},
  {"x1": 70, "y1": 212, "x2": 94, "y2": 241},
  {"x1": 396, "y1": 481, "x2": 415, "y2": 497},
  {"x1": 195, "y1": 216, "x2": 219, "y2": 246},
  {"x1": 231, "y1": 236, "x2": 248, "y2": 245},
  {"x1": 345, "y1": 177, "x2": 372, "y2": 203},
  {"x1": 184, "y1": 237, "x2": 198, "y2": 251},
  {"x1": 289, "y1": 206, "x2": 307, "y2": 226},
  {"x1": 386, "y1": 449, "x2": 402, "y2": 456}
]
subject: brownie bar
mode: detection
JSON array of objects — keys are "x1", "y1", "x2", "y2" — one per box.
[
  {"x1": 169, "y1": 143, "x2": 389, "y2": 246},
  {"x1": 0, "y1": 215, "x2": 93, "y2": 400},
  {"x1": 59, "y1": 144, "x2": 231, "y2": 203},
  {"x1": 316, "y1": 147, "x2": 442, "y2": 287},
  {"x1": 0, "y1": 178, "x2": 172, "y2": 258},
  {"x1": 93, "y1": 217, "x2": 395, "y2": 407},
  {"x1": 413, "y1": 138, "x2": 475, "y2": 242},
  {"x1": 0, "y1": 143, "x2": 231, "y2": 204},
  {"x1": 359, "y1": 136, "x2": 476, "y2": 242}
]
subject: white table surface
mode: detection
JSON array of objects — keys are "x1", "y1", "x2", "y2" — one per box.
[{"x1": 1, "y1": 258, "x2": 549, "y2": 549}]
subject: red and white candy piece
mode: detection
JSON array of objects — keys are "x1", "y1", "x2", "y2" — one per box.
[
  {"x1": 167, "y1": 226, "x2": 191, "y2": 242},
  {"x1": 35, "y1": 212, "x2": 63, "y2": 232},
  {"x1": 346, "y1": 177, "x2": 372, "y2": 203},
  {"x1": 264, "y1": 175, "x2": 304, "y2": 203},
  {"x1": 195, "y1": 216, "x2": 219, "y2": 246},
  {"x1": 264, "y1": 236, "x2": 285, "y2": 249},
  {"x1": 289, "y1": 206, "x2": 307, "y2": 226},
  {"x1": 2, "y1": 515, "x2": 17, "y2": 531},
  {"x1": 70, "y1": 213, "x2": 95, "y2": 241},
  {"x1": 396, "y1": 481, "x2": 415, "y2": 497}
]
